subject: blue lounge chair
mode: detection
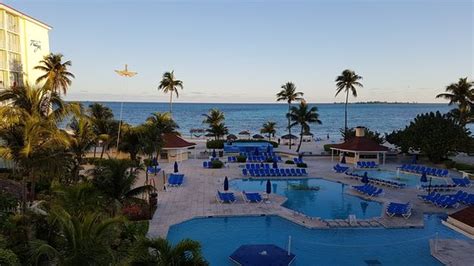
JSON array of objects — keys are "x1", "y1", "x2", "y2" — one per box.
[
  {"x1": 217, "y1": 191, "x2": 236, "y2": 203},
  {"x1": 386, "y1": 202, "x2": 411, "y2": 218},
  {"x1": 242, "y1": 169, "x2": 248, "y2": 176},
  {"x1": 301, "y1": 169, "x2": 308, "y2": 175},
  {"x1": 242, "y1": 191, "x2": 263, "y2": 203},
  {"x1": 168, "y1": 174, "x2": 184, "y2": 186}
]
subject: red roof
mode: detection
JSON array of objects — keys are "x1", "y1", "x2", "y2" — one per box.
[
  {"x1": 449, "y1": 206, "x2": 474, "y2": 227},
  {"x1": 331, "y1": 137, "x2": 389, "y2": 152},
  {"x1": 162, "y1": 133, "x2": 196, "y2": 149}
]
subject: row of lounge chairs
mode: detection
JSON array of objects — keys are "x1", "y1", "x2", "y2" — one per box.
[
  {"x1": 418, "y1": 191, "x2": 474, "y2": 207},
  {"x1": 245, "y1": 163, "x2": 273, "y2": 170},
  {"x1": 420, "y1": 184, "x2": 457, "y2": 192},
  {"x1": 386, "y1": 202, "x2": 412, "y2": 218},
  {"x1": 352, "y1": 184, "x2": 384, "y2": 197},
  {"x1": 168, "y1": 174, "x2": 184, "y2": 186},
  {"x1": 242, "y1": 168, "x2": 307, "y2": 177},
  {"x1": 203, "y1": 161, "x2": 217, "y2": 168},
  {"x1": 216, "y1": 190, "x2": 264, "y2": 204},
  {"x1": 451, "y1": 178, "x2": 471, "y2": 187},
  {"x1": 333, "y1": 164, "x2": 349, "y2": 173},
  {"x1": 356, "y1": 161, "x2": 378, "y2": 168},
  {"x1": 293, "y1": 158, "x2": 304, "y2": 164},
  {"x1": 228, "y1": 156, "x2": 238, "y2": 163},
  {"x1": 345, "y1": 172, "x2": 406, "y2": 188},
  {"x1": 399, "y1": 164, "x2": 449, "y2": 177},
  {"x1": 240, "y1": 152, "x2": 276, "y2": 157}
]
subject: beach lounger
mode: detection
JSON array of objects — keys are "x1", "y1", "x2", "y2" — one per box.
[
  {"x1": 217, "y1": 191, "x2": 236, "y2": 204},
  {"x1": 242, "y1": 191, "x2": 263, "y2": 203},
  {"x1": 301, "y1": 169, "x2": 308, "y2": 175},
  {"x1": 242, "y1": 169, "x2": 248, "y2": 176},
  {"x1": 386, "y1": 202, "x2": 411, "y2": 219}
]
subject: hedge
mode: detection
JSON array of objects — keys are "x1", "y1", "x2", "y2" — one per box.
[
  {"x1": 285, "y1": 160, "x2": 295, "y2": 164},
  {"x1": 206, "y1": 140, "x2": 225, "y2": 149},
  {"x1": 236, "y1": 155, "x2": 247, "y2": 163},
  {"x1": 296, "y1": 162, "x2": 307, "y2": 168},
  {"x1": 211, "y1": 160, "x2": 224, "y2": 169},
  {"x1": 323, "y1": 144, "x2": 335, "y2": 152}
]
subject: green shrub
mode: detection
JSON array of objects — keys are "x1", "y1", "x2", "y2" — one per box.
[
  {"x1": 265, "y1": 157, "x2": 274, "y2": 163},
  {"x1": 285, "y1": 160, "x2": 295, "y2": 164},
  {"x1": 236, "y1": 155, "x2": 247, "y2": 163},
  {"x1": 444, "y1": 160, "x2": 456, "y2": 169},
  {"x1": 296, "y1": 162, "x2": 307, "y2": 168},
  {"x1": 206, "y1": 140, "x2": 225, "y2": 149},
  {"x1": 210, "y1": 160, "x2": 224, "y2": 169},
  {"x1": 323, "y1": 144, "x2": 334, "y2": 152},
  {"x1": 454, "y1": 162, "x2": 474, "y2": 172},
  {"x1": 0, "y1": 248, "x2": 19, "y2": 266}
]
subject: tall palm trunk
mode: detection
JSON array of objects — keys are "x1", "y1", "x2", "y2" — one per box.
[
  {"x1": 288, "y1": 103, "x2": 292, "y2": 149},
  {"x1": 169, "y1": 93, "x2": 173, "y2": 114},
  {"x1": 297, "y1": 126, "x2": 304, "y2": 152},
  {"x1": 344, "y1": 90, "x2": 349, "y2": 140}
]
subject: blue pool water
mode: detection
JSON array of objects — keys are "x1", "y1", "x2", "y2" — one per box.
[
  {"x1": 167, "y1": 214, "x2": 469, "y2": 266},
  {"x1": 224, "y1": 141, "x2": 273, "y2": 153},
  {"x1": 352, "y1": 169, "x2": 448, "y2": 187},
  {"x1": 230, "y1": 178, "x2": 383, "y2": 219}
]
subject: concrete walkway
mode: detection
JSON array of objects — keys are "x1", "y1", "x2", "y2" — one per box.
[{"x1": 147, "y1": 156, "x2": 474, "y2": 239}]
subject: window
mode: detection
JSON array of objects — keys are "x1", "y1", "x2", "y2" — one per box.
[
  {"x1": 9, "y1": 71, "x2": 22, "y2": 87},
  {"x1": 0, "y1": 50, "x2": 6, "y2": 69},
  {"x1": 8, "y1": 52, "x2": 21, "y2": 71},
  {"x1": 0, "y1": 70, "x2": 6, "y2": 88},
  {"x1": 7, "y1": 33, "x2": 19, "y2": 52},
  {"x1": 6, "y1": 13, "x2": 18, "y2": 33}
]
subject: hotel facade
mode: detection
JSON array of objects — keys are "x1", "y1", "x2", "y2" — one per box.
[{"x1": 0, "y1": 4, "x2": 50, "y2": 89}]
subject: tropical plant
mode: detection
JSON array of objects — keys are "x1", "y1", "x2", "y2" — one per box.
[
  {"x1": 51, "y1": 182, "x2": 105, "y2": 217},
  {"x1": 31, "y1": 208, "x2": 123, "y2": 265},
  {"x1": 276, "y1": 82, "x2": 304, "y2": 149},
  {"x1": 335, "y1": 69, "x2": 363, "y2": 139},
  {"x1": 67, "y1": 112, "x2": 96, "y2": 181},
  {"x1": 129, "y1": 237, "x2": 208, "y2": 265},
  {"x1": 0, "y1": 235, "x2": 19, "y2": 266},
  {"x1": 288, "y1": 101, "x2": 322, "y2": 152},
  {"x1": 88, "y1": 103, "x2": 117, "y2": 158},
  {"x1": 202, "y1": 109, "x2": 228, "y2": 140},
  {"x1": 119, "y1": 124, "x2": 144, "y2": 165},
  {"x1": 90, "y1": 159, "x2": 153, "y2": 211},
  {"x1": 386, "y1": 111, "x2": 472, "y2": 162},
  {"x1": 157, "y1": 71, "x2": 183, "y2": 114},
  {"x1": 260, "y1": 121, "x2": 277, "y2": 141},
  {"x1": 436, "y1": 77, "x2": 473, "y2": 126},
  {"x1": 34, "y1": 53, "x2": 75, "y2": 95}
]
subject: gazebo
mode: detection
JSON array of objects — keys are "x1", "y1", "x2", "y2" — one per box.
[
  {"x1": 160, "y1": 133, "x2": 196, "y2": 162},
  {"x1": 281, "y1": 134, "x2": 298, "y2": 146},
  {"x1": 330, "y1": 127, "x2": 388, "y2": 165}
]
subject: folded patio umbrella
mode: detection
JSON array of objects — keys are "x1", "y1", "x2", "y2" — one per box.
[
  {"x1": 266, "y1": 179, "x2": 272, "y2": 194},
  {"x1": 174, "y1": 161, "x2": 179, "y2": 173},
  {"x1": 420, "y1": 171, "x2": 427, "y2": 183},
  {"x1": 224, "y1": 176, "x2": 229, "y2": 191},
  {"x1": 361, "y1": 172, "x2": 369, "y2": 183},
  {"x1": 341, "y1": 153, "x2": 346, "y2": 164}
]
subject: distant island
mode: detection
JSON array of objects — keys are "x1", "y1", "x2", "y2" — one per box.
[{"x1": 333, "y1": 101, "x2": 418, "y2": 104}]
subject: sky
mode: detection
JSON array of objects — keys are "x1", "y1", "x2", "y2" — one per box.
[{"x1": 6, "y1": 0, "x2": 473, "y2": 103}]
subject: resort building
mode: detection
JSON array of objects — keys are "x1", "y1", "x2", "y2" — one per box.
[
  {"x1": 0, "y1": 4, "x2": 51, "y2": 89},
  {"x1": 330, "y1": 127, "x2": 388, "y2": 165},
  {"x1": 159, "y1": 133, "x2": 196, "y2": 162}
]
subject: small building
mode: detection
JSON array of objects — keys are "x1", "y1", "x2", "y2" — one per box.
[
  {"x1": 159, "y1": 133, "x2": 196, "y2": 162},
  {"x1": 281, "y1": 134, "x2": 298, "y2": 146},
  {"x1": 330, "y1": 127, "x2": 388, "y2": 165},
  {"x1": 442, "y1": 206, "x2": 474, "y2": 239}
]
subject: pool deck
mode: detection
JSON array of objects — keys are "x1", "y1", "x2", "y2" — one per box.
[
  {"x1": 147, "y1": 156, "x2": 474, "y2": 239},
  {"x1": 430, "y1": 239, "x2": 474, "y2": 266}
]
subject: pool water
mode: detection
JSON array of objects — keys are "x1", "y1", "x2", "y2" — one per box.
[
  {"x1": 167, "y1": 214, "x2": 469, "y2": 266},
  {"x1": 224, "y1": 141, "x2": 273, "y2": 153},
  {"x1": 352, "y1": 169, "x2": 448, "y2": 187},
  {"x1": 230, "y1": 178, "x2": 383, "y2": 219}
]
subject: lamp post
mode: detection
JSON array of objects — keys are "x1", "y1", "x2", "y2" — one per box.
[{"x1": 114, "y1": 64, "x2": 137, "y2": 157}]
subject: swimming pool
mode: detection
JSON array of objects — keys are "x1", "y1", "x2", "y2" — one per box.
[
  {"x1": 168, "y1": 214, "x2": 468, "y2": 265},
  {"x1": 352, "y1": 169, "x2": 448, "y2": 187},
  {"x1": 224, "y1": 141, "x2": 273, "y2": 153},
  {"x1": 230, "y1": 178, "x2": 383, "y2": 219}
]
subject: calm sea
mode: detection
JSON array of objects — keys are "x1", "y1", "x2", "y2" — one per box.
[{"x1": 78, "y1": 102, "x2": 461, "y2": 138}]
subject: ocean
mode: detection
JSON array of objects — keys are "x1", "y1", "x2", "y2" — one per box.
[{"x1": 79, "y1": 102, "x2": 460, "y2": 138}]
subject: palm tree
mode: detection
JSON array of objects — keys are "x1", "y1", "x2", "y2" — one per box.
[
  {"x1": 288, "y1": 101, "x2": 322, "y2": 152},
  {"x1": 129, "y1": 237, "x2": 208, "y2": 265},
  {"x1": 34, "y1": 53, "x2": 75, "y2": 95},
  {"x1": 67, "y1": 113, "x2": 97, "y2": 182},
  {"x1": 88, "y1": 103, "x2": 116, "y2": 158},
  {"x1": 436, "y1": 77, "x2": 473, "y2": 126},
  {"x1": 157, "y1": 71, "x2": 183, "y2": 114},
  {"x1": 335, "y1": 69, "x2": 363, "y2": 139},
  {"x1": 260, "y1": 121, "x2": 276, "y2": 141},
  {"x1": 90, "y1": 159, "x2": 154, "y2": 211},
  {"x1": 31, "y1": 208, "x2": 123, "y2": 265},
  {"x1": 118, "y1": 124, "x2": 144, "y2": 165},
  {"x1": 276, "y1": 82, "x2": 304, "y2": 149},
  {"x1": 202, "y1": 109, "x2": 227, "y2": 140}
]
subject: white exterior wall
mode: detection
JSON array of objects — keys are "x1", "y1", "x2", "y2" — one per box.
[{"x1": 21, "y1": 17, "x2": 50, "y2": 86}]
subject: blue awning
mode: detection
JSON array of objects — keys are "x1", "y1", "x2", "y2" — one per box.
[{"x1": 229, "y1": 244, "x2": 295, "y2": 266}]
